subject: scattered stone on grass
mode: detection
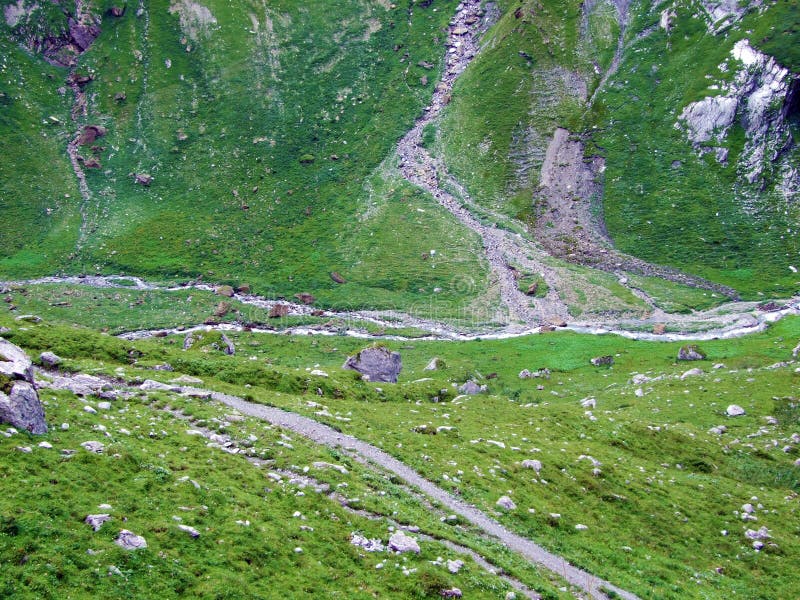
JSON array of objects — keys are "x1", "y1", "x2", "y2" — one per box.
[{"x1": 115, "y1": 529, "x2": 147, "y2": 550}]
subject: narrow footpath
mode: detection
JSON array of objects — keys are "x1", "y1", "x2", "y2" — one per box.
[{"x1": 192, "y1": 387, "x2": 641, "y2": 600}]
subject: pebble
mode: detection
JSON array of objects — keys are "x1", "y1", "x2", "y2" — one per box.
[
  {"x1": 496, "y1": 495, "x2": 517, "y2": 510},
  {"x1": 80, "y1": 441, "x2": 105, "y2": 453},
  {"x1": 447, "y1": 559, "x2": 464, "y2": 574}
]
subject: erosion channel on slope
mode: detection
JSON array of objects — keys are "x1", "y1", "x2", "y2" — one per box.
[{"x1": 396, "y1": 0, "x2": 739, "y2": 330}]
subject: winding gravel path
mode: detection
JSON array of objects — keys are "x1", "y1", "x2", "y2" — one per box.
[{"x1": 184, "y1": 386, "x2": 640, "y2": 600}]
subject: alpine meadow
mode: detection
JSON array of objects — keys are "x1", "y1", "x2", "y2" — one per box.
[{"x1": 1, "y1": 1, "x2": 799, "y2": 599}]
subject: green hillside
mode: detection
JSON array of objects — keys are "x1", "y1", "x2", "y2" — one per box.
[
  {"x1": 0, "y1": 0, "x2": 491, "y2": 314},
  {"x1": 1, "y1": 2, "x2": 800, "y2": 598}
]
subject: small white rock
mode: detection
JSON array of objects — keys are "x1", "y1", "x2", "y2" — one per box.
[
  {"x1": 447, "y1": 559, "x2": 464, "y2": 574},
  {"x1": 726, "y1": 404, "x2": 746, "y2": 417},
  {"x1": 496, "y1": 496, "x2": 517, "y2": 510}
]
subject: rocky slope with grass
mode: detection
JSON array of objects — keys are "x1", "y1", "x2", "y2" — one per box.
[
  {"x1": 1, "y1": 0, "x2": 798, "y2": 324},
  {"x1": 1, "y1": 2, "x2": 800, "y2": 599}
]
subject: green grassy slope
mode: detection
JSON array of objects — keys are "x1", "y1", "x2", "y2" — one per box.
[
  {"x1": 0, "y1": 33, "x2": 82, "y2": 273},
  {"x1": 590, "y1": 2, "x2": 800, "y2": 298},
  {"x1": 436, "y1": 0, "x2": 800, "y2": 297},
  {"x1": 2, "y1": 311, "x2": 800, "y2": 599},
  {"x1": 438, "y1": 0, "x2": 599, "y2": 220},
  {"x1": 0, "y1": 0, "x2": 491, "y2": 315}
]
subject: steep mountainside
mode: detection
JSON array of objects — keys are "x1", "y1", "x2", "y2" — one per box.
[
  {"x1": 3, "y1": 4, "x2": 800, "y2": 599},
  {"x1": 1, "y1": 0, "x2": 491, "y2": 315},
  {"x1": 436, "y1": 0, "x2": 799, "y2": 298},
  {"x1": 0, "y1": 0, "x2": 798, "y2": 317}
]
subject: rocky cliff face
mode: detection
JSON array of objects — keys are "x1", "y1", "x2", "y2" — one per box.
[
  {"x1": 677, "y1": 39, "x2": 799, "y2": 204},
  {"x1": 4, "y1": 0, "x2": 103, "y2": 66},
  {"x1": 697, "y1": 0, "x2": 765, "y2": 34}
]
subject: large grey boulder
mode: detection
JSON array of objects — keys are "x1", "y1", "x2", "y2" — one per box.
[
  {"x1": 677, "y1": 344, "x2": 706, "y2": 361},
  {"x1": 0, "y1": 339, "x2": 47, "y2": 434},
  {"x1": 387, "y1": 530, "x2": 419, "y2": 554},
  {"x1": 343, "y1": 346, "x2": 402, "y2": 383},
  {"x1": 0, "y1": 339, "x2": 34, "y2": 381}
]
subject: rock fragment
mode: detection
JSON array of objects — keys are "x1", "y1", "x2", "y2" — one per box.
[
  {"x1": 85, "y1": 514, "x2": 111, "y2": 531},
  {"x1": 115, "y1": 529, "x2": 147, "y2": 550},
  {"x1": 343, "y1": 346, "x2": 402, "y2": 383},
  {"x1": 496, "y1": 496, "x2": 517, "y2": 510},
  {"x1": 388, "y1": 530, "x2": 420, "y2": 554},
  {"x1": 678, "y1": 345, "x2": 706, "y2": 361},
  {"x1": 39, "y1": 351, "x2": 62, "y2": 368}
]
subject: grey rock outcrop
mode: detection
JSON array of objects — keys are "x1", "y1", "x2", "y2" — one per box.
[
  {"x1": 343, "y1": 346, "x2": 402, "y2": 383},
  {"x1": 40, "y1": 373, "x2": 109, "y2": 396},
  {"x1": 697, "y1": 0, "x2": 764, "y2": 34},
  {"x1": 0, "y1": 339, "x2": 47, "y2": 434},
  {"x1": 677, "y1": 39, "x2": 799, "y2": 200}
]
